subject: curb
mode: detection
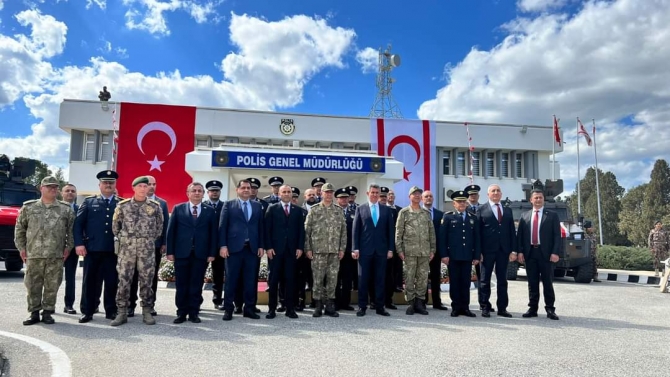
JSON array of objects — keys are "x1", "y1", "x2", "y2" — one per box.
[{"x1": 597, "y1": 272, "x2": 661, "y2": 285}]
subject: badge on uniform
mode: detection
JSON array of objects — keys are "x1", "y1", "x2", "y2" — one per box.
[
  {"x1": 145, "y1": 206, "x2": 155, "y2": 215},
  {"x1": 470, "y1": 219, "x2": 475, "y2": 225}
]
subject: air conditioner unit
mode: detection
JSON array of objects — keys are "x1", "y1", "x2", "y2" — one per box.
[{"x1": 443, "y1": 188, "x2": 458, "y2": 201}]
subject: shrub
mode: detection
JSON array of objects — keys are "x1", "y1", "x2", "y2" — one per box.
[
  {"x1": 597, "y1": 245, "x2": 654, "y2": 271},
  {"x1": 158, "y1": 256, "x2": 269, "y2": 282}
]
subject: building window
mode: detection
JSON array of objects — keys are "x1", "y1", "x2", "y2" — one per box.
[
  {"x1": 501, "y1": 152, "x2": 509, "y2": 177},
  {"x1": 470, "y1": 152, "x2": 480, "y2": 176},
  {"x1": 515, "y1": 153, "x2": 523, "y2": 178},
  {"x1": 442, "y1": 151, "x2": 451, "y2": 175},
  {"x1": 99, "y1": 133, "x2": 111, "y2": 162},
  {"x1": 196, "y1": 138, "x2": 209, "y2": 147},
  {"x1": 456, "y1": 151, "x2": 466, "y2": 175},
  {"x1": 84, "y1": 133, "x2": 95, "y2": 161},
  {"x1": 486, "y1": 152, "x2": 495, "y2": 176}
]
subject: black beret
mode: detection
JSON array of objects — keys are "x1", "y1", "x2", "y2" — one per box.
[
  {"x1": 97, "y1": 170, "x2": 119, "y2": 181},
  {"x1": 132, "y1": 176, "x2": 149, "y2": 187}
]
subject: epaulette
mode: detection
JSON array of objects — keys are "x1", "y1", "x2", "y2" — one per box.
[
  {"x1": 445, "y1": 211, "x2": 455, "y2": 215},
  {"x1": 115, "y1": 196, "x2": 125, "y2": 201},
  {"x1": 148, "y1": 199, "x2": 159, "y2": 205},
  {"x1": 22, "y1": 199, "x2": 39, "y2": 205},
  {"x1": 118, "y1": 198, "x2": 131, "y2": 204},
  {"x1": 58, "y1": 200, "x2": 72, "y2": 207},
  {"x1": 85, "y1": 195, "x2": 97, "y2": 199}
]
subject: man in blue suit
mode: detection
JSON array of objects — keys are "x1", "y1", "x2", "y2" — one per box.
[
  {"x1": 61, "y1": 183, "x2": 81, "y2": 315},
  {"x1": 74, "y1": 170, "x2": 123, "y2": 323},
  {"x1": 166, "y1": 182, "x2": 218, "y2": 324},
  {"x1": 477, "y1": 184, "x2": 517, "y2": 318},
  {"x1": 352, "y1": 184, "x2": 395, "y2": 317},
  {"x1": 203, "y1": 180, "x2": 225, "y2": 310},
  {"x1": 219, "y1": 179, "x2": 264, "y2": 320}
]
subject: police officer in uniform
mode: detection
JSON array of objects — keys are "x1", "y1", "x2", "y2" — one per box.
[
  {"x1": 335, "y1": 188, "x2": 356, "y2": 310},
  {"x1": 203, "y1": 180, "x2": 226, "y2": 309},
  {"x1": 440, "y1": 191, "x2": 480, "y2": 317},
  {"x1": 263, "y1": 176, "x2": 284, "y2": 204},
  {"x1": 465, "y1": 184, "x2": 486, "y2": 310},
  {"x1": 291, "y1": 187, "x2": 301, "y2": 205},
  {"x1": 75, "y1": 170, "x2": 123, "y2": 323},
  {"x1": 312, "y1": 177, "x2": 326, "y2": 203}
]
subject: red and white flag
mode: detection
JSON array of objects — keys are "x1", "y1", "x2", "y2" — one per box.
[
  {"x1": 577, "y1": 118, "x2": 592, "y2": 146},
  {"x1": 116, "y1": 103, "x2": 196, "y2": 208},
  {"x1": 553, "y1": 115, "x2": 562, "y2": 145},
  {"x1": 371, "y1": 118, "x2": 436, "y2": 207}
]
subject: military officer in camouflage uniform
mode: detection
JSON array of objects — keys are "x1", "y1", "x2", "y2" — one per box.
[
  {"x1": 583, "y1": 221, "x2": 600, "y2": 282},
  {"x1": 111, "y1": 176, "x2": 164, "y2": 326},
  {"x1": 15, "y1": 176, "x2": 75, "y2": 325},
  {"x1": 395, "y1": 186, "x2": 435, "y2": 315},
  {"x1": 304, "y1": 183, "x2": 346, "y2": 318},
  {"x1": 648, "y1": 221, "x2": 669, "y2": 276}
]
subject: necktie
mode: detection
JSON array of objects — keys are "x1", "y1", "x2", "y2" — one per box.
[
  {"x1": 461, "y1": 212, "x2": 466, "y2": 222},
  {"x1": 471, "y1": 205, "x2": 476, "y2": 212},
  {"x1": 532, "y1": 210, "x2": 539, "y2": 245},
  {"x1": 104, "y1": 198, "x2": 110, "y2": 206},
  {"x1": 284, "y1": 204, "x2": 289, "y2": 216},
  {"x1": 371, "y1": 204, "x2": 378, "y2": 226},
  {"x1": 496, "y1": 204, "x2": 503, "y2": 224},
  {"x1": 243, "y1": 201, "x2": 250, "y2": 222},
  {"x1": 192, "y1": 205, "x2": 198, "y2": 219}
]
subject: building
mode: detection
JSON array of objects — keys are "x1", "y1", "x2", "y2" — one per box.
[{"x1": 58, "y1": 100, "x2": 562, "y2": 209}]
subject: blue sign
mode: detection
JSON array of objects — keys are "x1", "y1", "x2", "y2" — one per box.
[{"x1": 211, "y1": 150, "x2": 385, "y2": 173}]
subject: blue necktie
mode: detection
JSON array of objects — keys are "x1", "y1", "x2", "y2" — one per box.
[
  {"x1": 462, "y1": 212, "x2": 466, "y2": 222},
  {"x1": 243, "y1": 201, "x2": 249, "y2": 222},
  {"x1": 371, "y1": 204, "x2": 378, "y2": 226}
]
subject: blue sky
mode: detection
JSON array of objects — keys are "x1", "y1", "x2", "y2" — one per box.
[{"x1": 0, "y1": 0, "x2": 669, "y2": 193}]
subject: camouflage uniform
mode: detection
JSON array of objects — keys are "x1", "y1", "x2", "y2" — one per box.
[
  {"x1": 304, "y1": 202, "x2": 346, "y2": 302},
  {"x1": 648, "y1": 228, "x2": 669, "y2": 273},
  {"x1": 14, "y1": 199, "x2": 75, "y2": 313},
  {"x1": 395, "y1": 207, "x2": 436, "y2": 303},
  {"x1": 112, "y1": 198, "x2": 163, "y2": 315},
  {"x1": 584, "y1": 232, "x2": 598, "y2": 278}
]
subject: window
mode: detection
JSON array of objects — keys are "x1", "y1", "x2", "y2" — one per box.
[
  {"x1": 470, "y1": 151, "x2": 480, "y2": 176},
  {"x1": 442, "y1": 151, "x2": 451, "y2": 175},
  {"x1": 486, "y1": 152, "x2": 495, "y2": 176},
  {"x1": 84, "y1": 133, "x2": 95, "y2": 161},
  {"x1": 196, "y1": 138, "x2": 209, "y2": 147},
  {"x1": 456, "y1": 151, "x2": 466, "y2": 175},
  {"x1": 99, "y1": 133, "x2": 111, "y2": 162},
  {"x1": 501, "y1": 153, "x2": 509, "y2": 177},
  {"x1": 515, "y1": 153, "x2": 523, "y2": 178}
]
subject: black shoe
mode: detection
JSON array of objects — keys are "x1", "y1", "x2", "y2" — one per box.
[
  {"x1": 105, "y1": 312, "x2": 117, "y2": 320},
  {"x1": 593, "y1": 278, "x2": 602, "y2": 282},
  {"x1": 450, "y1": 311, "x2": 459, "y2": 317},
  {"x1": 522, "y1": 310, "x2": 538, "y2": 318},
  {"x1": 173, "y1": 316, "x2": 187, "y2": 324},
  {"x1": 385, "y1": 304, "x2": 397, "y2": 310},
  {"x1": 482, "y1": 308, "x2": 491, "y2": 318},
  {"x1": 497, "y1": 310, "x2": 513, "y2": 318},
  {"x1": 433, "y1": 304, "x2": 449, "y2": 311},
  {"x1": 222, "y1": 311, "x2": 233, "y2": 321},
  {"x1": 243, "y1": 311, "x2": 260, "y2": 319},
  {"x1": 127, "y1": 308, "x2": 135, "y2": 317},
  {"x1": 266, "y1": 311, "x2": 277, "y2": 319},
  {"x1": 406, "y1": 305, "x2": 415, "y2": 315},
  {"x1": 264, "y1": 287, "x2": 270, "y2": 292},
  {"x1": 376, "y1": 309, "x2": 391, "y2": 317},
  {"x1": 41, "y1": 311, "x2": 55, "y2": 325},
  {"x1": 150, "y1": 309, "x2": 158, "y2": 316},
  {"x1": 277, "y1": 305, "x2": 287, "y2": 313},
  {"x1": 462, "y1": 310, "x2": 476, "y2": 317},
  {"x1": 234, "y1": 307, "x2": 243, "y2": 315},
  {"x1": 546, "y1": 311, "x2": 559, "y2": 320},
  {"x1": 63, "y1": 306, "x2": 77, "y2": 315},
  {"x1": 78, "y1": 314, "x2": 93, "y2": 323},
  {"x1": 23, "y1": 311, "x2": 40, "y2": 326},
  {"x1": 253, "y1": 307, "x2": 261, "y2": 313},
  {"x1": 285, "y1": 310, "x2": 298, "y2": 319},
  {"x1": 188, "y1": 315, "x2": 201, "y2": 323},
  {"x1": 356, "y1": 308, "x2": 367, "y2": 317}
]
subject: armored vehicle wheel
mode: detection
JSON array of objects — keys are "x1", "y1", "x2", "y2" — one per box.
[
  {"x1": 507, "y1": 261, "x2": 519, "y2": 280},
  {"x1": 574, "y1": 261, "x2": 594, "y2": 283}
]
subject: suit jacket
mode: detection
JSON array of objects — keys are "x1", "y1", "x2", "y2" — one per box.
[
  {"x1": 517, "y1": 208, "x2": 562, "y2": 259},
  {"x1": 352, "y1": 202, "x2": 395, "y2": 257},
  {"x1": 477, "y1": 202, "x2": 517, "y2": 255},
  {"x1": 264, "y1": 202, "x2": 305, "y2": 255},
  {"x1": 426, "y1": 207, "x2": 444, "y2": 251},
  {"x1": 149, "y1": 196, "x2": 170, "y2": 248},
  {"x1": 74, "y1": 194, "x2": 123, "y2": 252},
  {"x1": 218, "y1": 199, "x2": 264, "y2": 253},
  {"x1": 166, "y1": 202, "x2": 218, "y2": 259},
  {"x1": 203, "y1": 200, "x2": 224, "y2": 220},
  {"x1": 253, "y1": 197, "x2": 269, "y2": 214},
  {"x1": 344, "y1": 206, "x2": 355, "y2": 253}
]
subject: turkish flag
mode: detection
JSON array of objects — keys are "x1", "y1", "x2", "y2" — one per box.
[
  {"x1": 116, "y1": 103, "x2": 196, "y2": 208},
  {"x1": 371, "y1": 118, "x2": 436, "y2": 207}
]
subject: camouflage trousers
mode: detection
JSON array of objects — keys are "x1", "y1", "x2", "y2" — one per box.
[
  {"x1": 591, "y1": 247, "x2": 599, "y2": 277},
  {"x1": 404, "y1": 255, "x2": 430, "y2": 302},
  {"x1": 115, "y1": 238, "x2": 156, "y2": 309},
  {"x1": 651, "y1": 245, "x2": 669, "y2": 271},
  {"x1": 311, "y1": 253, "x2": 339, "y2": 301},
  {"x1": 25, "y1": 258, "x2": 64, "y2": 313}
]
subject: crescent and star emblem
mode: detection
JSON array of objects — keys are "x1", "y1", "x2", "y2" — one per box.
[
  {"x1": 387, "y1": 135, "x2": 421, "y2": 181},
  {"x1": 136, "y1": 121, "x2": 177, "y2": 172}
]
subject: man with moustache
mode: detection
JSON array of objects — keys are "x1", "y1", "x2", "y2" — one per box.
[
  {"x1": 203, "y1": 180, "x2": 226, "y2": 310},
  {"x1": 422, "y1": 190, "x2": 448, "y2": 311},
  {"x1": 61, "y1": 183, "x2": 81, "y2": 315},
  {"x1": 465, "y1": 184, "x2": 486, "y2": 310}
]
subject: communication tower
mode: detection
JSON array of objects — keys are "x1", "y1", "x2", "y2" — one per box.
[{"x1": 369, "y1": 44, "x2": 403, "y2": 119}]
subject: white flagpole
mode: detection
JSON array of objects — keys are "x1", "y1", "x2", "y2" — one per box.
[
  {"x1": 576, "y1": 118, "x2": 582, "y2": 216},
  {"x1": 552, "y1": 116, "x2": 556, "y2": 181},
  {"x1": 593, "y1": 119, "x2": 604, "y2": 245}
]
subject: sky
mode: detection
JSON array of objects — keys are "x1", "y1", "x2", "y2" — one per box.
[{"x1": 1, "y1": 0, "x2": 669, "y2": 195}]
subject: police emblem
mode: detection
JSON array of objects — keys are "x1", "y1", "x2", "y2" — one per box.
[{"x1": 279, "y1": 119, "x2": 295, "y2": 135}]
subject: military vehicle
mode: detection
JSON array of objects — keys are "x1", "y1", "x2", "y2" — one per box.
[
  {"x1": 0, "y1": 154, "x2": 40, "y2": 272},
  {"x1": 504, "y1": 179, "x2": 594, "y2": 283}
]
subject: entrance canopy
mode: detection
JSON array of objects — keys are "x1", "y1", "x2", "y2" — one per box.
[{"x1": 185, "y1": 144, "x2": 404, "y2": 201}]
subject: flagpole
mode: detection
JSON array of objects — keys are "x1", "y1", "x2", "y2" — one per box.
[
  {"x1": 552, "y1": 116, "x2": 556, "y2": 181},
  {"x1": 592, "y1": 119, "x2": 604, "y2": 245},
  {"x1": 576, "y1": 118, "x2": 582, "y2": 216}
]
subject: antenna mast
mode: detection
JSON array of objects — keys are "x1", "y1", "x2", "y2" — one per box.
[{"x1": 369, "y1": 44, "x2": 403, "y2": 119}]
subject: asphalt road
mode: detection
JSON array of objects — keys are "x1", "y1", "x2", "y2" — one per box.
[{"x1": 0, "y1": 263, "x2": 668, "y2": 377}]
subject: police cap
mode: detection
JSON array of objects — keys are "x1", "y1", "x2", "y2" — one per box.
[
  {"x1": 311, "y1": 177, "x2": 326, "y2": 187},
  {"x1": 291, "y1": 187, "x2": 300, "y2": 198},
  {"x1": 348, "y1": 186, "x2": 358, "y2": 195},
  {"x1": 97, "y1": 170, "x2": 119, "y2": 182},
  {"x1": 450, "y1": 190, "x2": 468, "y2": 201},
  {"x1": 380, "y1": 186, "x2": 389, "y2": 197},
  {"x1": 206, "y1": 180, "x2": 222, "y2": 191},
  {"x1": 583, "y1": 220, "x2": 593, "y2": 229},
  {"x1": 335, "y1": 188, "x2": 350, "y2": 198},
  {"x1": 465, "y1": 184, "x2": 481, "y2": 195},
  {"x1": 268, "y1": 176, "x2": 284, "y2": 186},
  {"x1": 246, "y1": 177, "x2": 261, "y2": 189}
]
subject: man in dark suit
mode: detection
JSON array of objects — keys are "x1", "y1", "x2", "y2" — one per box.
[
  {"x1": 74, "y1": 170, "x2": 123, "y2": 323},
  {"x1": 375, "y1": 187, "x2": 397, "y2": 310},
  {"x1": 347, "y1": 186, "x2": 360, "y2": 292},
  {"x1": 422, "y1": 190, "x2": 448, "y2": 310},
  {"x1": 166, "y1": 182, "x2": 218, "y2": 324},
  {"x1": 352, "y1": 184, "x2": 395, "y2": 317},
  {"x1": 476, "y1": 184, "x2": 516, "y2": 318},
  {"x1": 264, "y1": 185, "x2": 305, "y2": 319},
  {"x1": 465, "y1": 184, "x2": 486, "y2": 309},
  {"x1": 387, "y1": 189, "x2": 403, "y2": 293},
  {"x1": 219, "y1": 179, "x2": 264, "y2": 321},
  {"x1": 203, "y1": 180, "x2": 226, "y2": 310},
  {"x1": 335, "y1": 188, "x2": 355, "y2": 311},
  {"x1": 61, "y1": 184, "x2": 81, "y2": 315},
  {"x1": 262, "y1": 176, "x2": 284, "y2": 204},
  {"x1": 517, "y1": 188, "x2": 562, "y2": 320},
  {"x1": 129, "y1": 175, "x2": 169, "y2": 317}
]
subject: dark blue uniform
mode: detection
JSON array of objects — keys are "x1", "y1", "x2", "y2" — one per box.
[
  {"x1": 204, "y1": 200, "x2": 225, "y2": 308},
  {"x1": 439, "y1": 211, "x2": 481, "y2": 315}
]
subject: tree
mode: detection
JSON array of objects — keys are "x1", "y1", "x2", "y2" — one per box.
[
  {"x1": 619, "y1": 184, "x2": 649, "y2": 246},
  {"x1": 643, "y1": 159, "x2": 670, "y2": 228},
  {"x1": 10, "y1": 157, "x2": 68, "y2": 188}
]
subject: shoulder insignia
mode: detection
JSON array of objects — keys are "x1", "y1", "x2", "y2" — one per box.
[
  {"x1": 148, "y1": 199, "x2": 159, "y2": 205},
  {"x1": 441, "y1": 218, "x2": 444, "y2": 224},
  {"x1": 118, "y1": 198, "x2": 131, "y2": 204},
  {"x1": 445, "y1": 211, "x2": 455, "y2": 215},
  {"x1": 22, "y1": 199, "x2": 38, "y2": 205},
  {"x1": 85, "y1": 195, "x2": 96, "y2": 199},
  {"x1": 115, "y1": 196, "x2": 125, "y2": 201}
]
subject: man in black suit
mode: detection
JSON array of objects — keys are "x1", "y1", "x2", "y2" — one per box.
[
  {"x1": 476, "y1": 184, "x2": 516, "y2": 318},
  {"x1": 347, "y1": 186, "x2": 360, "y2": 291},
  {"x1": 166, "y1": 182, "x2": 218, "y2": 324},
  {"x1": 203, "y1": 180, "x2": 226, "y2": 310},
  {"x1": 387, "y1": 189, "x2": 403, "y2": 293},
  {"x1": 422, "y1": 190, "x2": 448, "y2": 310},
  {"x1": 516, "y1": 188, "x2": 562, "y2": 320},
  {"x1": 219, "y1": 179, "x2": 264, "y2": 321},
  {"x1": 335, "y1": 188, "x2": 355, "y2": 311},
  {"x1": 264, "y1": 185, "x2": 305, "y2": 319},
  {"x1": 465, "y1": 184, "x2": 486, "y2": 309},
  {"x1": 352, "y1": 184, "x2": 395, "y2": 317},
  {"x1": 61, "y1": 184, "x2": 81, "y2": 315}
]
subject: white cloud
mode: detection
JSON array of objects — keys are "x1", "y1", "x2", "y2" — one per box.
[
  {"x1": 517, "y1": 0, "x2": 568, "y2": 13},
  {"x1": 97, "y1": 38, "x2": 129, "y2": 59},
  {"x1": 355, "y1": 47, "x2": 378, "y2": 74},
  {"x1": 418, "y1": 0, "x2": 670, "y2": 191},
  {"x1": 86, "y1": 0, "x2": 107, "y2": 10},
  {"x1": 122, "y1": 0, "x2": 222, "y2": 36},
  {"x1": 0, "y1": 0, "x2": 4, "y2": 11}
]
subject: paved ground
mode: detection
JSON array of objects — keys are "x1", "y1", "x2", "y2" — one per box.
[{"x1": 0, "y1": 263, "x2": 668, "y2": 377}]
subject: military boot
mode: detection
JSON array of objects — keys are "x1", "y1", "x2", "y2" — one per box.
[
  {"x1": 110, "y1": 308, "x2": 128, "y2": 327},
  {"x1": 41, "y1": 310, "x2": 55, "y2": 324},
  {"x1": 142, "y1": 307, "x2": 156, "y2": 325},
  {"x1": 324, "y1": 300, "x2": 339, "y2": 317},
  {"x1": 23, "y1": 311, "x2": 40, "y2": 326},
  {"x1": 415, "y1": 298, "x2": 429, "y2": 315},
  {"x1": 406, "y1": 299, "x2": 415, "y2": 315},
  {"x1": 312, "y1": 300, "x2": 323, "y2": 318}
]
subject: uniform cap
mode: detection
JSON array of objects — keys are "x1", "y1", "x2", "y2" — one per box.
[
  {"x1": 465, "y1": 184, "x2": 481, "y2": 195},
  {"x1": 583, "y1": 220, "x2": 593, "y2": 229},
  {"x1": 41, "y1": 176, "x2": 59, "y2": 186},
  {"x1": 334, "y1": 188, "x2": 350, "y2": 198},
  {"x1": 291, "y1": 187, "x2": 300, "y2": 198},
  {"x1": 311, "y1": 177, "x2": 326, "y2": 187},
  {"x1": 347, "y1": 186, "x2": 358, "y2": 195},
  {"x1": 132, "y1": 176, "x2": 149, "y2": 187},
  {"x1": 246, "y1": 177, "x2": 261, "y2": 189},
  {"x1": 380, "y1": 186, "x2": 389, "y2": 197},
  {"x1": 409, "y1": 186, "x2": 423, "y2": 195},
  {"x1": 268, "y1": 176, "x2": 284, "y2": 186},
  {"x1": 450, "y1": 190, "x2": 468, "y2": 201},
  {"x1": 205, "y1": 180, "x2": 222, "y2": 191},
  {"x1": 321, "y1": 183, "x2": 335, "y2": 192},
  {"x1": 96, "y1": 170, "x2": 119, "y2": 182}
]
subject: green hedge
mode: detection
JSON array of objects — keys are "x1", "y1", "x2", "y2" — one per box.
[{"x1": 597, "y1": 245, "x2": 654, "y2": 271}]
